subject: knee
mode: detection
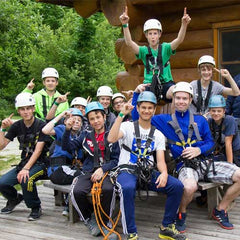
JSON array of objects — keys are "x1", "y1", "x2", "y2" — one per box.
[
  {"x1": 183, "y1": 179, "x2": 198, "y2": 195},
  {"x1": 232, "y1": 169, "x2": 240, "y2": 183}
]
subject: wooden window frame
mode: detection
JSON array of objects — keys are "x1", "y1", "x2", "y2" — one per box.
[{"x1": 213, "y1": 20, "x2": 240, "y2": 82}]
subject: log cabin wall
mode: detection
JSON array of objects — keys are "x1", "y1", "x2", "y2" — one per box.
[{"x1": 38, "y1": 0, "x2": 240, "y2": 95}]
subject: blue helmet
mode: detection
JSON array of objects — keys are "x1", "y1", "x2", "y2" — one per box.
[
  {"x1": 68, "y1": 108, "x2": 83, "y2": 117},
  {"x1": 208, "y1": 95, "x2": 226, "y2": 108},
  {"x1": 137, "y1": 91, "x2": 157, "y2": 104},
  {"x1": 85, "y1": 102, "x2": 105, "y2": 116}
]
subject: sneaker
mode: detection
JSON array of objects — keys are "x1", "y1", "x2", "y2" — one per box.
[
  {"x1": 175, "y1": 212, "x2": 186, "y2": 233},
  {"x1": 159, "y1": 224, "x2": 188, "y2": 240},
  {"x1": 85, "y1": 217, "x2": 101, "y2": 236},
  {"x1": 1, "y1": 193, "x2": 23, "y2": 214},
  {"x1": 62, "y1": 205, "x2": 69, "y2": 217},
  {"x1": 212, "y1": 207, "x2": 234, "y2": 230},
  {"x1": 28, "y1": 206, "x2": 42, "y2": 221},
  {"x1": 127, "y1": 232, "x2": 138, "y2": 240},
  {"x1": 102, "y1": 226, "x2": 118, "y2": 240}
]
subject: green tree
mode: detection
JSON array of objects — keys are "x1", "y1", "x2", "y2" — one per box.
[{"x1": 0, "y1": 0, "x2": 123, "y2": 118}]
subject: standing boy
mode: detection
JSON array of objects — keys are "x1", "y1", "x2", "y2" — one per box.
[
  {"x1": 0, "y1": 92, "x2": 51, "y2": 220},
  {"x1": 23, "y1": 67, "x2": 69, "y2": 120},
  {"x1": 108, "y1": 91, "x2": 186, "y2": 240},
  {"x1": 119, "y1": 6, "x2": 191, "y2": 101}
]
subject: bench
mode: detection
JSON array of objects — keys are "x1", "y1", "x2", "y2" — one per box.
[{"x1": 43, "y1": 179, "x2": 223, "y2": 223}]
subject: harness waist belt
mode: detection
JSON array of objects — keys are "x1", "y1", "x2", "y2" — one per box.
[{"x1": 50, "y1": 156, "x2": 72, "y2": 167}]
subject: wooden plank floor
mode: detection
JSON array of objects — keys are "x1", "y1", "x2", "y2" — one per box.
[{"x1": 0, "y1": 184, "x2": 240, "y2": 240}]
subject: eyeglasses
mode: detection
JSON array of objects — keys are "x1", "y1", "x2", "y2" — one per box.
[{"x1": 113, "y1": 100, "x2": 124, "y2": 106}]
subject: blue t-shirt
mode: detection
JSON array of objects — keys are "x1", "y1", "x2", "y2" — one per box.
[{"x1": 208, "y1": 115, "x2": 240, "y2": 152}]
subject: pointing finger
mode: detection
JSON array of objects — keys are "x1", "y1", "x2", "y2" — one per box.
[
  {"x1": 30, "y1": 78, "x2": 35, "y2": 83},
  {"x1": 8, "y1": 113, "x2": 14, "y2": 119},
  {"x1": 125, "y1": 6, "x2": 128, "y2": 15},
  {"x1": 213, "y1": 68, "x2": 220, "y2": 73},
  {"x1": 65, "y1": 92, "x2": 70, "y2": 97},
  {"x1": 184, "y1": 7, "x2": 187, "y2": 15}
]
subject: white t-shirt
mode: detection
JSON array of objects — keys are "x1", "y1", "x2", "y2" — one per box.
[{"x1": 118, "y1": 121, "x2": 166, "y2": 166}]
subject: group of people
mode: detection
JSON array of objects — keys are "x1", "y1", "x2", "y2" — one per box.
[{"x1": 1, "y1": 5, "x2": 240, "y2": 240}]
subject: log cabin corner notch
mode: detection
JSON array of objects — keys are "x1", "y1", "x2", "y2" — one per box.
[{"x1": 38, "y1": 0, "x2": 240, "y2": 93}]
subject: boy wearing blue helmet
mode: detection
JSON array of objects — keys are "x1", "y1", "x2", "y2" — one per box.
[
  {"x1": 62, "y1": 102, "x2": 120, "y2": 240},
  {"x1": 208, "y1": 95, "x2": 240, "y2": 166},
  {"x1": 108, "y1": 92, "x2": 186, "y2": 240}
]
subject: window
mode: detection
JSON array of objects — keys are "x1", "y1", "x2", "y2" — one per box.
[{"x1": 219, "y1": 28, "x2": 240, "y2": 78}]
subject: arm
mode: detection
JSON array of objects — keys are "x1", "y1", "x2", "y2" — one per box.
[
  {"x1": 46, "y1": 92, "x2": 70, "y2": 121},
  {"x1": 119, "y1": 6, "x2": 139, "y2": 54},
  {"x1": 170, "y1": 7, "x2": 191, "y2": 51},
  {"x1": 216, "y1": 69, "x2": 240, "y2": 96},
  {"x1": 0, "y1": 114, "x2": 14, "y2": 150},
  {"x1": 107, "y1": 99, "x2": 133, "y2": 143},
  {"x1": 17, "y1": 141, "x2": 45, "y2": 184},
  {"x1": 22, "y1": 78, "x2": 35, "y2": 93},
  {"x1": 42, "y1": 110, "x2": 68, "y2": 135},
  {"x1": 225, "y1": 136, "x2": 233, "y2": 163},
  {"x1": 155, "y1": 149, "x2": 168, "y2": 188}
]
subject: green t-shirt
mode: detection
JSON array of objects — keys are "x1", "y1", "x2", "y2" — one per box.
[
  {"x1": 136, "y1": 42, "x2": 175, "y2": 84},
  {"x1": 22, "y1": 88, "x2": 69, "y2": 120}
]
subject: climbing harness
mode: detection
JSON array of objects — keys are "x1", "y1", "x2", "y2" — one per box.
[
  {"x1": 146, "y1": 44, "x2": 170, "y2": 101},
  {"x1": 91, "y1": 172, "x2": 121, "y2": 240}
]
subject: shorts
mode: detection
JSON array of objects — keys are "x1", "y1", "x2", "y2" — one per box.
[{"x1": 178, "y1": 160, "x2": 239, "y2": 185}]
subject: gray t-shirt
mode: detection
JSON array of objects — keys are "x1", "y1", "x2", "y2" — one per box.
[{"x1": 190, "y1": 80, "x2": 224, "y2": 115}]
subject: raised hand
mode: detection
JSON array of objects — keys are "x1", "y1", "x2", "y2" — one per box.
[
  {"x1": 86, "y1": 96, "x2": 92, "y2": 104},
  {"x1": 121, "y1": 98, "x2": 134, "y2": 115},
  {"x1": 1, "y1": 113, "x2": 14, "y2": 129},
  {"x1": 56, "y1": 92, "x2": 70, "y2": 104},
  {"x1": 27, "y1": 78, "x2": 35, "y2": 90},
  {"x1": 119, "y1": 6, "x2": 129, "y2": 25},
  {"x1": 182, "y1": 7, "x2": 191, "y2": 25}
]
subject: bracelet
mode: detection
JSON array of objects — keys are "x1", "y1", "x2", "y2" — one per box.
[
  {"x1": 54, "y1": 101, "x2": 60, "y2": 106},
  {"x1": 118, "y1": 112, "x2": 125, "y2": 118},
  {"x1": 0, "y1": 128, "x2": 7, "y2": 132},
  {"x1": 23, "y1": 168, "x2": 30, "y2": 171},
  {"x1": 122, "y1": 23, "x2": 128, "y2": 28}
]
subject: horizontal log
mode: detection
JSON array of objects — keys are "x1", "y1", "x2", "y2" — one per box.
[
  {"x1": 124, "y1": 64, "x2": 144, "y2": 76},
  {"x1": 100, "y1": 0, "x2": 127, "y2": 26},
  {"x1": 171, "y1": 48, "x2": 213, "y2": 69},
  {"x1": 74, "y1": 0, "x2": 99, "y2": 18},
  {"x1": 171, "y1": 68, "x2": 199, "y2": 83},
  {"x1": 116, "y1": 71, "x2": 143, "y2": 91}
]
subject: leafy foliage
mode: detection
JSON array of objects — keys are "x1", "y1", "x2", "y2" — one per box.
[{"x1": 0, "y1": 0, "x2": 123, "y2": 119}]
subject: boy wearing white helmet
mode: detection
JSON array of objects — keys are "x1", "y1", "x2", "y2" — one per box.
[
  {"x1": 119, "y1": 6, "x2": 191, "y2": 101},
  {"x1": 96, "y1": 86, "x2": 116, "y2": 128},
  {"x1": 23, "y1": 67, "x2": 69, "y2": 120},
  {"x1": 112, "y1": 93, "x2": 132, "y2": 122},
  {"x1": 190, "y1": 55, "x2": 239, "y2": 116},
  {"x1": 0, "y1": 92, "x2": 51, "y2": 221},
  {"x1": 131, "y1": 82, "x2": 240, "y2": 233},
  {"x1": 108, "y1": 91, "x2": 186, "y2": 240}
]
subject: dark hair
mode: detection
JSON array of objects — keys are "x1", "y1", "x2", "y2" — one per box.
[{"x1": 87, "y1": 110, "x2": 105, "y2": 120}]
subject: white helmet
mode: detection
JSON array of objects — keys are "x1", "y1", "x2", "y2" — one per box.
[
  {"x1": 172, "y1": 82, "x2": 193, "y2": 97},
  {"x1": 96, "y1": 86, "x2": 113, "y2": 97},
  {"x1": 112, "y1": 93, "x2": 126, "y2": 102},
  {"x1": 42, "y1": 67, "x2": 59, "y2": 79},
  {"x1": 70, "y1": 97, "x2": 87, "y2": 107},
  {"x1": 143, "y1": 19, "x2": 162, "y2": 32},
  {"x1": 198, "y1": 55, "x2": 215, "y2": 67},
  {"x1": 15, "y1": 92, "x2": 35, "y2": 108}
]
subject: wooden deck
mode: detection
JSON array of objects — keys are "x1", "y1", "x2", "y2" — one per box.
[{"x1": 1, "y1": 183, "x2": 240, "y2": 240}]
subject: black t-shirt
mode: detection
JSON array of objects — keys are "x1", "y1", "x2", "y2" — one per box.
[{"x1": 5, "y1": 118, "x2": 51, "y2": 162}]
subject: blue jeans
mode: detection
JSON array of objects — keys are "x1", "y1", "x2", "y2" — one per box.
[
  {"x1": 117, "y1": 170, "x2": 184, "y2": 234},
  {"x1": 0, "y1": 164, "x2": 45, "y2": 208}
]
